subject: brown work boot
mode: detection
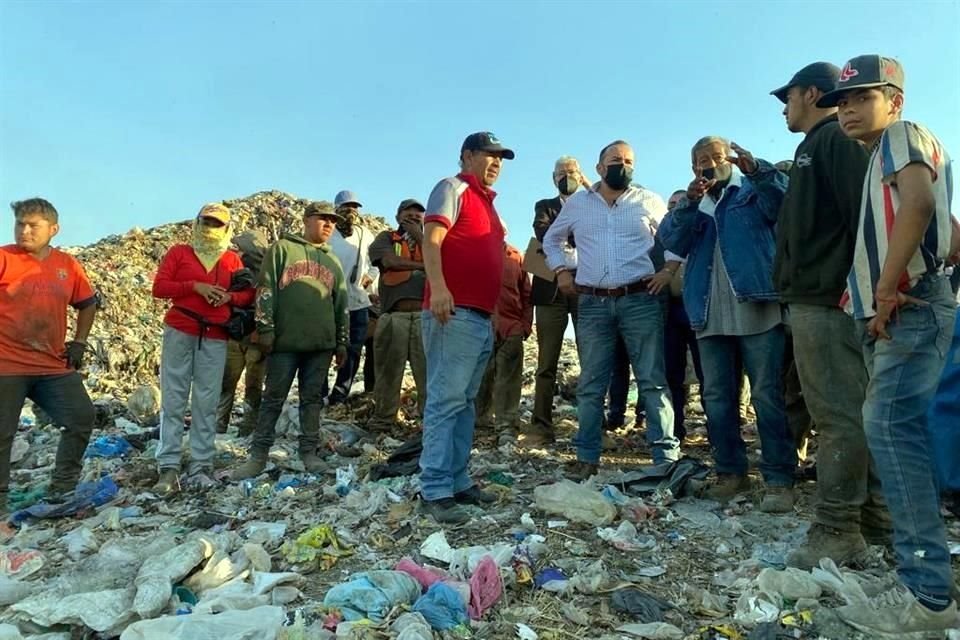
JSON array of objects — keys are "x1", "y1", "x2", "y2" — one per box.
[
  {"x1": 565, "y1": 460, "x2": 599, "y2": 482},
  {"x1": 152, "y1": 468, "x2": 181, "y2": 498},
  {"x1": 601, "y1": 433, "x2": 617, "y2": 451},
  {"x1": 232, "y1": 450, "x2": 268, "y2": 480},
  {"x1": 759, "y1": 485, "x2": 796, "y2": 513},
  {"x1": 786, "y1": 523, "x2": 868, "y2": 569},
  {"x1": 300, "y1": 451, "x2": 329, "y2": 475},
  {"x1": 703, "y1": 474, "x2": 751, "y2": 503},
  {"x1": 518, "y1": 429, "x2": 555, "y2": 449}
]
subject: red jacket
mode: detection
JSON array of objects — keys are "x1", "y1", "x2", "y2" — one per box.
[
  {"x1": 152, "y1": 245, "x2": 254, "y2": 341},
  {"x1": 494, "y1": 244, "x2": 533, "y2": 340}
]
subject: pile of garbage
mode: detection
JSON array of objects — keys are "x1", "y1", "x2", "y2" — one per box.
[{"x1": 2, "y1": 196, "x2": 959, "y2": 639}]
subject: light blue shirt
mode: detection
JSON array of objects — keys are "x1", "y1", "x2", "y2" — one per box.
[{"x1": 543, "y1": 184, "x2": 670, "y2": 288}]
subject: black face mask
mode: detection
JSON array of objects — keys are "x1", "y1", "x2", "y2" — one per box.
[
  {"x1": 557, "y1": 176, "x2": 578, "y2": 196},
  {"x1": 602, "y1": 164, "x2": 633, "y2": 190}
]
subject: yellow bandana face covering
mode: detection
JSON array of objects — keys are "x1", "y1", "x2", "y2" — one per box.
[{"x1": 191, "y1": 219, "x2": 231, "y2": 271}]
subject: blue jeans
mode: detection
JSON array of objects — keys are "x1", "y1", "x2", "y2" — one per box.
[
  {"x1": 419, "y1": 308, "x2": 493, "y2": 500},
  {"x1": 928, "y1": 307, "x2": 960, "y2": 493},
  {"x1": 858, "y1": 274, "x2": 955, "y2": 601},
  {"x1": 697, "y1": 326, "x2": 796, "y2": 485},
  {"x1": 325, "y1": 308, "x2": 369, "y2": 403},
  {"x1": 576, "y1": 293, "x2": 679, "y2": 464},
  {"x1": 665, "y1": 297, "x2": 703, "y2": 440},
  {"x1": 607, "y1": 335, "x2": 641, "y2": 428}
]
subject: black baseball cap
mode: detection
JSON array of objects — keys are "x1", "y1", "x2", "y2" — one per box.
[
  {"x1": 397, "y1": 198, "x2": 425, "y2": 213},
  {"x1": 816, "y1": 55, "x2": 905, "y2": 108},
  {"x1": 770, "y1": 62, "x2": 841, "y2": 104},
  {"x1": 461, "y1": 131, "x2": 515, "y2": 160}
]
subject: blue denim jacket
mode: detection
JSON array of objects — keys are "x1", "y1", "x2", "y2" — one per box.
[{"x1": 657, "y1": 163, "x2": 787, "y2": 331}]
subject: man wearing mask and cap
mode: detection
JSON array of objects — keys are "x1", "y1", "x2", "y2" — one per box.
[
  {"x1": 367, "y1": 198, "x2": 429, "y2": 433},
  {"x1": 768, "y1": 62, "x2": 891, "y2": 569},
  {"x1": 418, "y1": 131, "x2": 513, "y2": 524},
  {"x1": 324, "y1": 190, "x2": 378, "y2": 406},
  {"x1": 659, "y1": 137, "x2": 796, "y2": 512},
  {"x1": 522, "y1": 156, "x2": 588, "y2": 448},
  {"x1": 152, "y1": 203, "x2": 255, "y2": 496},
  {"x1": 544, "y1": 140, "x2": 680, "y2": 480},
  {"x1": 216, "y1": 229, "x2": 269, "y2": 437}
]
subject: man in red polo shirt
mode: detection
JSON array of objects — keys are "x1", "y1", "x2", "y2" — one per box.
[
  {"x1": 0, "y1": 199, "x2": 99, "y2": 514},
  {"x1": 419, "y1": 131, "x2": 514, "y2": 524}
]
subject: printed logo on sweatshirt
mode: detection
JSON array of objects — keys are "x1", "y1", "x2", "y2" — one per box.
[
  {"x1": 279, "y1": 260, "x2": 335, "y2": 292},
  {"x1": 796, "y1": 153, "x2": 813, "y2": 168}
]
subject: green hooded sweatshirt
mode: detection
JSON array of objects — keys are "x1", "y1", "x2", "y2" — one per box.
[{"x1": 256, "y1": 233, "x2": 348, "y2": 353}]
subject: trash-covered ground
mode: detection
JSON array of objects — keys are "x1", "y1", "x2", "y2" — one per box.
[{"x1": 2, "y1": 192, "x2": 959, "y2": 639}]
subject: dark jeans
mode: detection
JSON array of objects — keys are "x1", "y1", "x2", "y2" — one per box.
[
  {"x1": 697, "y1": 326, "x2": 796, "y2": 486},
  {"x1": 530, "y1": 294, "x2": 578, "y2": 434},
  {"x1": 252, "y1": 350, "x2": 333, "y2": 454},
  {"x1": 0, "y1": 372, "x2": 95, "y2": 495},
  {"x1": 325, "y1": 308, "x2": 369, "y2": 404},
  {"x1": 664, "y1": 297, "x2": 702, "y2": 440},
  {"x1": 607, "y1": 336, "x2": 641, "y2": 429},
  {"x1": 790, "y1": 303, "x2": 889, "y2": 533}
]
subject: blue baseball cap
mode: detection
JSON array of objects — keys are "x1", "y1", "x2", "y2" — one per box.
[{"x1": 334, "y1": 190, "x2": 362, "y2": 208}]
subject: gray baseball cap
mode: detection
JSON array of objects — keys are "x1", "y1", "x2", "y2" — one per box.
[
  {"x1": 334, "y1": 190, "x2": 362, "y2": 208},
  {"x1": 817, "y1": 55, "x2": 905, "y2": 108},
  {"x1": 397, "y1": 198, "x2": 425, "y2": 213},
  {"x1": 770, "y1": 62, "x2": 840, "y2": 104}
]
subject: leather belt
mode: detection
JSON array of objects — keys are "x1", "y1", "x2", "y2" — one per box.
[
  {"x1": 388, "y1": 299, "x2": 423, "y2": 313},
  {"x1": 576, "y1": 280, "x2": 649, "y2": 298}
]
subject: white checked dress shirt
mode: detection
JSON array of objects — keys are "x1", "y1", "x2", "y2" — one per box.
[{"x1": 543, "y1": 183, "x2": 672, "y2": 289}]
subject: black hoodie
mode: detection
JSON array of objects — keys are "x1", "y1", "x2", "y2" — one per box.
[{"x1": 774, "y1": 115, "x2": 870, "y2": 306}]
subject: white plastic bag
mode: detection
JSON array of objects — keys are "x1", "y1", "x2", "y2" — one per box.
[
  {"x1": 120, "y1": 605, "x2": 285, "y2": 640},
  {"x1": 534, "y1": 481, "x2": 616, "y2": 525}
]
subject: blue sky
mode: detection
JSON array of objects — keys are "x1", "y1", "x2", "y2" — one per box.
[{"x1": 2, "y1": 0, "x2": 958, "y2": 247}]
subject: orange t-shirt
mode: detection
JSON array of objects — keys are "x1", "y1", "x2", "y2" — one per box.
[{"x1": 0, "y1": 245, "x2": 97, "y2": 375}]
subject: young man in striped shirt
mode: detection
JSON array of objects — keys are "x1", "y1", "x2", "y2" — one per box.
[{"x1": 818, "y1": 54, "x2": 957, "y2": 635}]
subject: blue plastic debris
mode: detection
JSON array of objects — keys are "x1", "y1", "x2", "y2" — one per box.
[{"x1": 84, "y1": 435, "x2": 132, "y2": 459}]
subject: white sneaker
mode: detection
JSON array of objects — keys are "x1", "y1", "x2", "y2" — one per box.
[{"x1": 836, "y1": 585, "x2": 958, "y2": 636}]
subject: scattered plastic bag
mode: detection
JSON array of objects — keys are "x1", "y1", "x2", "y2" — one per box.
[
  {"x1": 534, "y1": 567, "x2": 568, "y2": 591},
  {"x1": 11, "y1": 475, "x2": 119, "y2": 522},
  {"x1": 323, "y1": 570, "x2": 420, "y2": 622},
  {"x1": 597, "y1": 521, "x2": 657, "y2": 551},
  {"x1": 392, "y1": 612, "x2": 433, "y2": 640},
  {"x1": 134, "y1": 535, "x2": 229, "y2": 618},
  {"x1": 0, "y1": 549, "x2": 44, "y2": 578},
  {"x1": 281, "y1": 525, "x2": 352, "y2": 569},
  {"x1": 0, "y1": 574, "x2": 35, "y2": 606},
  {"x1": 414, "y1": 582, "x2": 469, "y2": 630},
  {"x1": 734, "y1": 592, "x2": 780, "y2": 627},
  {"x1": 534, "y1": 480, "x2": 616, "y2": 525},
  {"x1": 60, "y1": 526, "x2": 99, "y2": 560},
  {"x1": 396, "y1": 557, "x2": 448, "y2": 590},
  {"x1": 515, "y1": 622, "x2": 538, "y2": 639},
  {"x1": 611, "y1": 587, "x2": 672, "y2": 622},
  {"x1": 810, "y1": 557, "x2": 870, "y2": 605},
  {"x1": 419, "y1": 530, "x2": 454, "y2": 563},
  {"x1": 335, "y1": 465, "x2": 357, "y2": 497},
  {"x1": 244, "y1": 521, "x2": 287, "y2": 546},
  {"x1": 757, "y1": 567, "x2": 822, "y2": 602},
  {"x1": 467, "y1": 555, "x2": 501, "y2": 619},
  {"x1": 120, "y1": 604, "x2": 285, "y2": 640},
  {"x1": 84, "y1": 435, "x2": 132, "y2": 459},
  {"x1": 616, "y1": 622, "x2": 685, "y2": 639}
]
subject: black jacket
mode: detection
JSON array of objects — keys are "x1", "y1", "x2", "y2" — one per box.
[
  {"x1": 531, "y1": 196, "x2": 576, "y2": 306},
  {"x1": 774, "y1": 115, "x2": 870, "y2": 306}
]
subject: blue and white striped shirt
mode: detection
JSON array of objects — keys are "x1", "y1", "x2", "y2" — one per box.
[{"x1": 543, "y1": 184, "x2": 669, "y2": 288}]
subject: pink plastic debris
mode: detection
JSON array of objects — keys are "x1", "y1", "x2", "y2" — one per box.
[
  {"x1": 395, "y1": 557, "x2": 448, "y2": 590},
  {"x1": 467, "y1": 555, "x2": 502, "y2": 620}
]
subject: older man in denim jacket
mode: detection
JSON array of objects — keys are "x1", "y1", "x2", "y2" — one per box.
[{"x1": 658, "y1": 136, "x2": 796, "y2": 512}]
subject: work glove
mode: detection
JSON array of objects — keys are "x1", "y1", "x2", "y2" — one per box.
[{"x1": 64, "y1": 341, "x2": 87, "y2": 370}]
